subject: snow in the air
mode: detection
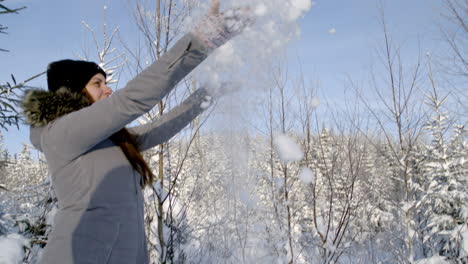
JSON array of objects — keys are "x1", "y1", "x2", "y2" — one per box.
[
  {"x1": 299, "y1": 167, "x2": 315, "y2": 184},
  {"x1": 287, "y1": 0, "x2": 313, "y2": 21},
  {"x1": 273, "y1": 133, "x2": 304, "y2": 162},
  {"x1": 425, "y1": 49, "x2": 431, "y2": 57},
  {"x1": 254, "y1": 3, "x2": 268, "y2": 17},
  {"x1": 2, "y1": 0, "x2": 466, "y2": 263},
  {"x1": 311, "y1": 96, "x2": 320, "y2": 109},
  {"x1": 275, "y1": 177, "x2": 285, "y2": 190},
  {"x1": 192, "y1": 0, "x2": 312, "y2": 96}
]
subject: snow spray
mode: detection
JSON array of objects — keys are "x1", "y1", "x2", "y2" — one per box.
[
  {"x1": 188, "y1": 0, "x2": 313, "y2": 196},
  {"x1": 188, "y1": 0, "x2": 313, "y2": 101}
]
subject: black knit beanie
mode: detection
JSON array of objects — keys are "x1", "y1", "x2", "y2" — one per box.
[{"x1": 47, "y1": 59, "x2": 106, "y2": 93}]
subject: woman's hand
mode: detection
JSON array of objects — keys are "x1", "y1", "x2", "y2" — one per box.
[{"x1": 193, "y1": 0, "x2": 255, "y2": 51}]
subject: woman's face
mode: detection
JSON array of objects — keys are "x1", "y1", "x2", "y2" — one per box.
[{"x1": 84, "y1": 73, "x2": 112, "y2": 102}]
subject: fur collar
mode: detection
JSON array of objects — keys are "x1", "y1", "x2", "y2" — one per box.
[{"x1": 21, "y1": 87, "x2": 91, "y2": 127}]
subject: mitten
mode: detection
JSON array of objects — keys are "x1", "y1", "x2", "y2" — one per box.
[
  {"x1": 193, "y1": 0, "x2": 255, "y2": 52},
  {"x1": 199, "y1": 81, "x2": 240, "y2": 109}
]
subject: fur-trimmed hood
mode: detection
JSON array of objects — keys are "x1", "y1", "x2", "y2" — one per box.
[{"x1": 21, "y1": 87, "x2": 91, "y2": 127}]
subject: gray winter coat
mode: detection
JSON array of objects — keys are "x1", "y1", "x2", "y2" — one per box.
[{"x1": 21, "y1": 33, "x2": 210, "y2": 264}]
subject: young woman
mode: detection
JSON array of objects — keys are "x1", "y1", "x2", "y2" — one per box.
[{"x1": 21, "y1": 1, "x2": 253, "y2": 263}]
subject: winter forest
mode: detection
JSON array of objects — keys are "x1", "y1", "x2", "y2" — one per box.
[{"x1": 0, "y1": 0, "x2": 467, "y2": 263}]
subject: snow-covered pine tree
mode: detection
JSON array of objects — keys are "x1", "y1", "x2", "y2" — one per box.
[
  {"x1": 418, "y1": 86, "x2": 468, "y2": 262},
  {"x1": 0, "y1": 130, "x2": 10, "y2": 236},
  {"x1": 0, "y1": 130, "x2": 7, "y2": 175},
  {"x1": 0, "y1": 140, "x2": 52, "y2": 263}
]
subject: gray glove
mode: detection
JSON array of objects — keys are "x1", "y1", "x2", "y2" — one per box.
[
  {"x1": 193, "y1": 0, "x2": 255, "y2": 52},
  {"x1": 198, "y1": 81, "x2": 241, "y2": 110}
]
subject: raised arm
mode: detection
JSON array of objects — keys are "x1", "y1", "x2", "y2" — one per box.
[
  {"x1": 29, "y1": 1, "x2": 255, "y2": 162},
  {"x1": 128, "y1": 88, "x2": 211, "y2": 152},
  {"x1": 40, "y1": 33, "x2": 209, "y2": 161}
]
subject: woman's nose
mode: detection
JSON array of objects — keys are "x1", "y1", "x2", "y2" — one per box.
[{"x1": 104, "y1": 85, "x2": 113, "y2": 95}]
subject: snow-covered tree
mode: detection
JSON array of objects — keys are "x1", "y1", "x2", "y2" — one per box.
[
  {"x1": 417, "y1": 81, "x2": 468, "y2": 262},
  {"x1": 0, "y1": 140, "x2": 51, "y2": 263}
]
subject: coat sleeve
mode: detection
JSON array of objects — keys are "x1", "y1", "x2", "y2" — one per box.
[
  {"x1": 127, "y1": 88, "x2": 211, "y2": 152},
  {"x1": 41, "y1": 33, "x2": 209, "y2": 162}
]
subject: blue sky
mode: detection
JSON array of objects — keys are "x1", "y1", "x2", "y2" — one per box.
[{"x1": 1, "y1": 0, "x2": 445, "y2": 154}]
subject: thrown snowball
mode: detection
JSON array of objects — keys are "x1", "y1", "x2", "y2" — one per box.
[
  {"x1": 255, "y1": 3, "x2": 268, "y2": 16},
  {"x1": 275, "y1": 177, "x2": 285, "y2": 190},
  {"x1": 273, "y1": 133, "x2": 304, "y2": 162},
  {"x1": 310, "y1": 96, "x2": 320, "y2": 108},
  {"x1": 299, "y1": 167, "x2": 315, "y2": 184},
  {"x1": 328, "y1": 28, "x2": 336, "y2": 35}
]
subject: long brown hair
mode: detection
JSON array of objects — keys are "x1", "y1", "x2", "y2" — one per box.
[{"x1": 82, "y1": 89, "x2": 154, "y2": 187}]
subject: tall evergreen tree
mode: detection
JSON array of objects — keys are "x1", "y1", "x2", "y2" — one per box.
[{"x1": 418, "y1": 88, "x2": 468, "y2": 261}]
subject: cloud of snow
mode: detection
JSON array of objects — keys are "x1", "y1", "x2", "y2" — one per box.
[
  {"x1": 182, "y1": 4, "x2": 311, "y2": 246},
  {"x1": 273, "y1": 133, "x2": 304, "y2": 162},
  {"x1": 188, "y1": 0, "x2": 312, "y2": 99},
  {"x1": 183, "y1": 0, "x2": 312, "y2": 175},
  {"x1": 254, "y1": 3, "x2": 268, "y2": 17},
  {"x1": 0, "y1": 234, "x2": 27, "y2": 264},
  {"x1": 328, "y1": 28, "x2": 336, "y2": 35},
  {"x1": 185, "y1": 0, "x2": 313, "y2": 138},
  {"x1": 287, "y1": 0, "x2": 313, "y2": 21}
]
